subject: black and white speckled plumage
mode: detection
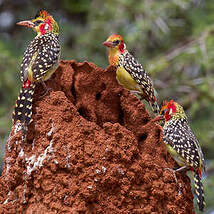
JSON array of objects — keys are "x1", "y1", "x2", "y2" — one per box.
[
  {"x1": 163, "y1": 107, "x2": 206, "y2": 211},
  {"x1": 20, "y1": 33, "x2": 60, "y2": 82},
  {"x1": 13, "y1": 84, "x2": 35, "y2": 125},
  {"x1": 163, "y1": 118, "x2": 205, "y2": 169},
  {"x1": 13, "y1": 32, "x2": 60, "y2": 139},
  {"x1": 118, "y1": 50, "x2": 159, "y2": 113}
]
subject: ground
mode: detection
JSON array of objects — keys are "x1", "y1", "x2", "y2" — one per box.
[{"x1": 0, "y1": 60, "x2": 194, "y2": 213}]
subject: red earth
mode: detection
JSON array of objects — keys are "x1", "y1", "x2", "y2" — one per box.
[{"x1": 0, "y1": 60, "x2": 195, "y2": 213}]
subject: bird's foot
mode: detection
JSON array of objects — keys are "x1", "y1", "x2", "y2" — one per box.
[
  {"x1": 130, "y1": 91, "x2": 146, "y2": 100},
  {"x1": 165, "y1": 167, "x2": 183, "y2": 196},
  {"x1": 165, "y1": 167, "x2": 179, "y2": 183},
  {"x1": 130, "y1": 90, "x2": 140, "y2": 96},
  {"x1": 39, "y1": 81, "x2": 52, "y2": 98},
  {"x1": 39, "y1": 87, "x2": 52, "y2": 98}
]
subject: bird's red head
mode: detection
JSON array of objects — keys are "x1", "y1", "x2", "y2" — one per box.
[
  {"x1": 103, "y1": 34, "x2": 125, "y2": 53},
  {"x1": 17, "y1": 9, "x2": 59, "y2": 35},
  {"x1": 160, "y1": 100, "x2": 177, "y2": 121},
  {"x1": 103, "y1": 34, "x2": 125, "y2": 66}
]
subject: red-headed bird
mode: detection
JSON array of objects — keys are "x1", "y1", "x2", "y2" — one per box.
[
  {"x1": 103, "y1": 34, "x2": 159, "y2": 114},
  {"x1": 160, "y1": 100, "x2": 206, "y2": 212},
  {"x1": 13, "y1": 10, "x2": 61, "y2": 139}
]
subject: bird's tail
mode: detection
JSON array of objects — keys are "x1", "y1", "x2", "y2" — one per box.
[
  {"x1": 194, "y1": 170, "x2": 205, "y2": 212},
  {"x1": 12, "y1": 83, "x2": 35, "y2": 138}
]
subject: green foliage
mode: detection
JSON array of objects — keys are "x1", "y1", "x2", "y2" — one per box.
[
  {"x1": 0, "y1": 0, "x2": 213, "y2": 212},
  {"x1": 62, "y1": 0, "x2": 91, "y2": 13}
]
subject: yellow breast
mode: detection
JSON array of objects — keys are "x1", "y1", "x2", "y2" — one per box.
[
  {"x1": 166, "y1": 144, "x2": 186, "y2": 167},
  {"x1": 27, "y1": 52, "x2": 38, "y2": 82},
  {"x1": 42, "y1": 63, "x2": 59, "y2": 81},
  {"x1": 116, "y1": 66, "x2": 142, "y2": 92}
]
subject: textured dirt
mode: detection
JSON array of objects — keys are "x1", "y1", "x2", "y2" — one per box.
[{"x1": 0, "y1": 60, "x2": 195, "y2": 213}]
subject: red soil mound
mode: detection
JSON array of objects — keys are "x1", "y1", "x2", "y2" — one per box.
[{"x1": 0, "y1": 60, "x2": 194, "y2": 213}]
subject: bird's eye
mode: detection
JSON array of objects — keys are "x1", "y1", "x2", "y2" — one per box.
[
  {"x1": 34, "y1": 20, "x2": 43, "y2": 25},
  {"x1": 113, "y1": 40, "x2": 120, "y2": 45}
]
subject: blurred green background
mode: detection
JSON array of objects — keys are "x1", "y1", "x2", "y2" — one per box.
[{"x1": 0, "y1": 0, "x2": 213, "y2": 212}]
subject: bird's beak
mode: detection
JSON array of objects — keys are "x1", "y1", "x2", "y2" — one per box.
[
  {"x1": 16, "y1": 20, "x2": 35, "y2": 28},
  {"x1": 103, "y1": 41, "x2": 114, "y2": 48},
  {"x1": 160, "y1": 108, "x2": 166, "y2": 116}
]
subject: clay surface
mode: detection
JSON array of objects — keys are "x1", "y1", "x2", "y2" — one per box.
[{"x1": 0, "y1": 60, "x2": 194, "y2": 213}]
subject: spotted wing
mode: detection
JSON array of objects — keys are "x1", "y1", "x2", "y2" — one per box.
[
  {"x1": 20, "y1": 33, "x2": 60, "y2": 82},
  {"x1": 20, "y1": 37, "x2": 40, "y2": 82},
  {"x1": 122, "y1": 51, "x2": 156, "y2": 102},
  {"x1": 163, "y1": 119, "x2": 204, "y2": 169}
]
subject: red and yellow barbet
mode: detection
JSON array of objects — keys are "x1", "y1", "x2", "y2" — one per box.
[
  {"x1": 13, "y1": 10, "x2": 61, "y2": 139},
  {"x1": 103, "y1": 34, "x2": 159, "y2": 114},
  {"x1": 160, "y1": 100, "x2": 206, "y2": 211}
]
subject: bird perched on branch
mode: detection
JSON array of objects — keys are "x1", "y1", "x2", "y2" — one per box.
[
  {"x1": 160, "y1": 100, "x2": 206, "y2": 212},
  {"x1": 13, "y1": 10, "x2": 61, "y2": 139},
  {"x1": 103, "y1": 34, "x2": 159, "y2": 114}
]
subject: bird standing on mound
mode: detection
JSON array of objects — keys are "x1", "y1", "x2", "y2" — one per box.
[
  {"x1": 103, "y1": 34, "x2": 159, "y2": 114},
  {"x1": 13, "y1": 10, "x2": 61, "y2": 139},
  {"x1": 160, "y1": 100, "x2": 206, "y2": 212}
]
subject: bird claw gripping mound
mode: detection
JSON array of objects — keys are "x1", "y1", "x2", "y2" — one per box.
[
  {"x1": 103, "y1": 34, "x2": 159, "y2": 114},
  {"x1": 12, "y1": 10, "x2": 61, "y2": 140},
  {"x1": 160, "y1": 100, "x2": 206, "y2": 212}
]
